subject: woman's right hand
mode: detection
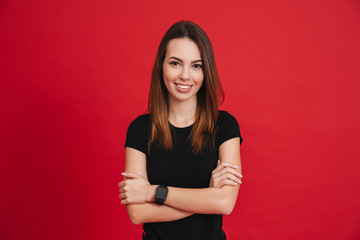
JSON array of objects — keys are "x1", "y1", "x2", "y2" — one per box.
[{"x1": 209, "y1": 160, "x2": 243, "y2": 188}]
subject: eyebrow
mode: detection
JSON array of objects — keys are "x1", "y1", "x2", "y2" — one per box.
[{"x1": 169, "y1": 56, "x2": 203, "y2": 63}]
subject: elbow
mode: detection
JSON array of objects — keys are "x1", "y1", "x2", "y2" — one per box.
[
  {"x1": 127, "y1": 206, "x2": 144, "y2": 225},
  {"x1": 221, "y1": 204, "x2": 235, "y2": 215},
  {"x1": 130, "y1": 219, "x2": 142, "y2": 225},
  {"x1": 129, "y1": 214, "x2": 142, "y2": 225},
  {"x1": 218, "y1": 197, "x2": 236, "y2": 215},
  {"x1": 213, "y1": 186, "x2": 239, "y2": 215}
]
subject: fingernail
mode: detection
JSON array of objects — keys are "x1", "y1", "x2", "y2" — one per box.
[
  {"x1": 121, "y1": 172, "x2": 127, "y2": 176},
  {"x1": 233, "y1": 165, "x2": 238, "y2": 169},
  {"x1": 239, "y1": 173, "x2": 243, "y2": 178}
]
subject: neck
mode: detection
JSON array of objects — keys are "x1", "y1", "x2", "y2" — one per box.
[{"x1": 168, "y1": 97, "x2": 197, "y2": 128}]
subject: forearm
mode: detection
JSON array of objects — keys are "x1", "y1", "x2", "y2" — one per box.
[
  {"x1": 121, "y1": 139, "x2": 241, "y2": 218},
  {"x1": 126, "y1": 202, "x2": 194, "y2": 225},
  {"x1": 168, "y1": 186, "x2": 239, "y2": 215},
  {"x1": 158, "y1": 138, "x2": 241, "y2": 215},
  {"x1": 149, "y1": 185, "x2": 239, "y2": 215}
]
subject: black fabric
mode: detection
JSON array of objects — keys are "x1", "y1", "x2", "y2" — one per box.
[{"x1": 125, "y1": 110, "x2": 242, "y2": 240}]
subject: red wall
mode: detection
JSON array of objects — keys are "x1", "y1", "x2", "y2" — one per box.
[{"x1": 1, "y1": 0, "x2": 359, "y2": 239}]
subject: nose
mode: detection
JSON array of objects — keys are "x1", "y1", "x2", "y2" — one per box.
[{"x1": 179, "y1": 66, "x2": 190, "y2": 80}]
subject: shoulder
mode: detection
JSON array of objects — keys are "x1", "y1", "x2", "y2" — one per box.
[
  {"x1": 125, "y1": 113, "x2": 150, "y2": 154},
  {"x1": 218, "y1": 111, "x2": 240, "y2": 130},
  {"x1": 217, "y1": 110, "x2": 243, "y2": 145},
  {"x1": 132, "y1": 113, "x2": 150, "y2": 123},
  {"x1": 126, "y1": 113, "x2": 151, "y2": 140},
  {"x1": 218, "y1": 110, "x2": 237, "y2": 123},
  {"x1": 128, "y1": 113, "x2": 150, "y2": 129}
]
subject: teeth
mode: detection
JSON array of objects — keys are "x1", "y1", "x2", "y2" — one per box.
[{"x1": 176, "y1": 84, "x2": 191, "y2": 89}]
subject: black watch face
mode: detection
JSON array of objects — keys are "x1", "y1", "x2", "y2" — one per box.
[{"x1": 155, "y1": 186, "x2": 168, "y2": 203}]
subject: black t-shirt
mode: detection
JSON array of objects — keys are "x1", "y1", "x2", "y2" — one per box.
[{"x1": 125, "y1": 110, "x2": 242, "y2": 240}]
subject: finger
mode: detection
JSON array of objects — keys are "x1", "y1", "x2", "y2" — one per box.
[
  {"x1": 121, "y1": 199, "x2": 128, "y2": 205},
  {"x1": 221, "y1": 178, "x2": 239, "y2": 187},
  {"x1": 121, "y1": 172, "x2": 143, "y2": 179},
  {"x1": 216, "y1": 173, "x2": 240, "y2": 185},
  {"x1": 121, "y1": 172, "x2": 146, "y2": 179},
  {"x1": 223, "y1": 167, "x2": 242, "y2": 178},
  {"x1": 213, "y1": 166, "x2": 233, "y2": 178},
  {"x1": 214, "y1": 175, "x2": 238, "y2": 188},
  {"x1": 119, "y1": 193, "x2": 126, "y2": 199},
  {"x1": 213, "y1": 162, "x2": 239, "y2": 175},
  {"x1": 219, "y1": 161, "x2": 239, "y2": 169},
  {"x1": 223, "y1": 172, "x2": 242, "y2": 184},
  {"x1": 212, "y1": 162, "x2": 229, "y2": 175},
  {"x1": 118, "y1": 181, "x2": 125, "y2": 187},
  {"x1": 214, "y1": 166, "x2": 242, "y2": 179}
]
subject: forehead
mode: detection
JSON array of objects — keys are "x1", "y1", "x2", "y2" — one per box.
[{"x1": 165, "y1": 38, "x2": 201, "y2": 60}]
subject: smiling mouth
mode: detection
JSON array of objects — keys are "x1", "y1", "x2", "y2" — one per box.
[{"x1": 175, "y1": 83, "x2": 192, "y2": 89}]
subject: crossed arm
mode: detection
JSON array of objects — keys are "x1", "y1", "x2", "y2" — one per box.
[{"x1": 118, "y1": 137, "x2": 242, "y2": 225}]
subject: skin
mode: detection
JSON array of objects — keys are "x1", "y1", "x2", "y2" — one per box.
[
  {"x1": 163, "y1": 38, "x2": 204, "y2": 126},
  {"x1": 118, "y1": 38, "x2": 243, "y2": 225}
]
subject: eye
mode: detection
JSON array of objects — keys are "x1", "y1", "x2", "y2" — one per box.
[
  {"x1": 193, "y1": 64, "x2": 202, "y2": 69},
  {"x1": 170, "y1": 61, "x2": 180, "y2": 66}
]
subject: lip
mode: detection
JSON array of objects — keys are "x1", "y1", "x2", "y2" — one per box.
[{"x1": 174, "y1": 83, "x2": 193, "y2": 92}]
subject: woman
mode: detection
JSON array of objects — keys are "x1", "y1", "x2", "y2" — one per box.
[{"x1": 118, "y1": 21, "x2": 243, "y2": 240}]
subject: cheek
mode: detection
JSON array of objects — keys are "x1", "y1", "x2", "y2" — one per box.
[
  {"x1": 163, "y1": 66, "x2": 177, "y2": 83},
  {"x1": 194, "y1": 72, "x2": 204, "y2": 85},
  {"x1": 162, "y1": 67, "x2": 174, "y2": 93},
  {"x1": 162, "y1": 66, "x2": 170, "y2": 86}
]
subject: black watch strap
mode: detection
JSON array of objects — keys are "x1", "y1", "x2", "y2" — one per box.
[{"x1": 155, "y1": 185, "x2": 168, "y2": 205}]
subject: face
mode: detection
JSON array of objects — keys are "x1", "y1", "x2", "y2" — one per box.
[{"x1": 162, "y1": 38, "x2": 204, "y2": 104}]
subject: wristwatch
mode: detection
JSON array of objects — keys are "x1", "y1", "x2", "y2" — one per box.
[{"x1": 155, "y1": 185, "x2": 168, "y2": 205}]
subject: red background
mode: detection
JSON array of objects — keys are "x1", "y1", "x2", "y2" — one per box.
[{"x1": 1, "y1": 0, "x2": 360, "y2": 239}]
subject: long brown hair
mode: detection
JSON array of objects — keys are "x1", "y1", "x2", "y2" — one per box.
[{"x1": 148, "y1": 21, "x2": 224, "y2": 154}]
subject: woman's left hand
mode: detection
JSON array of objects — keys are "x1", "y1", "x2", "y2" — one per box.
[
  {"x1": 118, "y1": 172, "x2": 152, "y2": 205},
  {"x1": 210, "y1": 160, "x2": 242, "y2": 188}
]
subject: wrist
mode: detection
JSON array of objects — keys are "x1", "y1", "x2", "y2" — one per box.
[
  {"x1": 154, "y1": 185, "x2": 169, "y2": 205},
  {"x1": 147, "y1": 185, "x2": 158, "y2": 202}
]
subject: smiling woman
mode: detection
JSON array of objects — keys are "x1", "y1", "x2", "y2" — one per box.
[
  {"x1": 163, "y1": 38, "x2": 204, "y2": 115},
  {"x1": 118, "y1": 21, "x2": 243, "y2": 240}
]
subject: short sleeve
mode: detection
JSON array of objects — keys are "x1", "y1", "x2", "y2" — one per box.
[
  {"x1": 125, "y1": 114, "x2": 150, "y2": 155},
  {"x1": 217, "y1": 111, "x2": 243, "y2": 146}
]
